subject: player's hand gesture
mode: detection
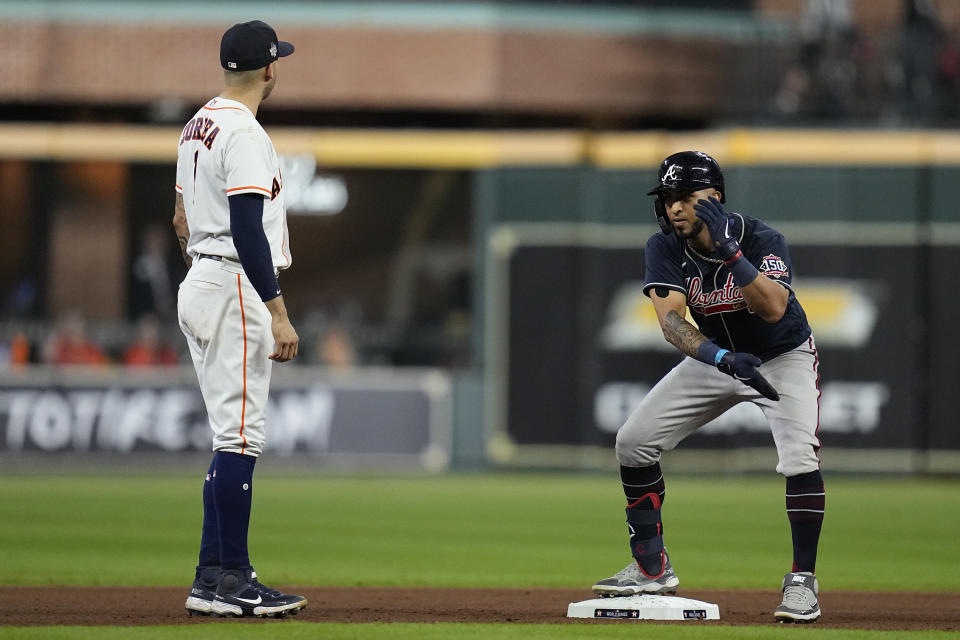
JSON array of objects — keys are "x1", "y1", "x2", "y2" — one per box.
[
  {"x1": 264, "y1": 296, "x2": 299, "y2": 362},
  {"x1": 716, "y1": 351, "x2": 780, "y2": 401},
  {"x1": 693, "y1": 196, "x2": 740, "y2": 262},
  {"x1": 269, "y1": 316, "x2": 299, "y2": 362}
]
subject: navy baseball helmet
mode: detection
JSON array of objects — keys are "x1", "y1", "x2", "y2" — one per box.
[
  {"x1": 647, "y1": 151, "x2": 725, "y2": 201},
  {"x1": 648, "y1": 151, "x2": 725, "y2": 234}
]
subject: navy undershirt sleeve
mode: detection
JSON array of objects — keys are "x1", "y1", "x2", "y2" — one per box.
[{"x1": 229, "y1": 193, "x2": 281, "y2": 303}]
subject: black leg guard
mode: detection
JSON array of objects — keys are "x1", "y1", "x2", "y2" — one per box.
[
  {"x1": 621, "y1": 464, "x2": 666, "y2": 577},
  {"x1": 626, "y1": 504, "x2": 666, "y2": 577}
]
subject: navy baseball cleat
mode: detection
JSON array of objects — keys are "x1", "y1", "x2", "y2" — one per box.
[
  {"x1": 185, "y1": 566, "x2": 220, "y2": 616},
  {"x1": 210, "y1": 568, "x2": 307, "y2": 618},
  {"x1": 774, "y1": 572, "x2": 821, "y2": 623}
]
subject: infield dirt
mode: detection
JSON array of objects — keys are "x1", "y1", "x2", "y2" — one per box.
[{"x1": 2, "y1": 587, "x2": 959, "y2": 631}]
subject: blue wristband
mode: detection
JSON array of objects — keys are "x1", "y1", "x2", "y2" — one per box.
[
  {"x1": 697, "y1": 341, "x2": 729, "y2": 367},
  {"x1": 726, "y1": 254, "x2": 759, "y2": 288}
]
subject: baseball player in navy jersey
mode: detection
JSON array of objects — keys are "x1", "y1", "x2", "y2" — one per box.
[
  {"x1": 591, "y1": 151, "x2": 825, "y2": 623},
  {"x1": 173, "y1": 20, "x2": 306, "y2": 618}
]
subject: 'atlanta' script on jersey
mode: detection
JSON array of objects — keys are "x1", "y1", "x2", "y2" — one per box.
[
  {"x1": 641, "y1": 212, "x2": 812, "y2": 361},
  {"x1": 686, "y1": 273, "x2": 748, "y2": 315}
]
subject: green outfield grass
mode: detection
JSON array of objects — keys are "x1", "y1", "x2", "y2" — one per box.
[
  {"x1": 2, "y1": 472, "x2": 959, "y2": 639},
  {"x1": 0, "y1": 472, "x2": 957, "y2": 592}
]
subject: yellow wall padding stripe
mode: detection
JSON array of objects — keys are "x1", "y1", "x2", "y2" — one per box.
[
  {"x1": 0, "y1": 124, "x2": 180, "y2": 163},
  {"x1": 269, "y1": 129, "x2": 587, "y2": 168},
  {"x1": 589, "y1": 129, "x2": 960, "y2": 167},
  {"x1": 5, "y1": 123, "x2": 960, "y2": 168},
  {"x1": 0, "y1": 124, "x2": 584, "y2": 168}
]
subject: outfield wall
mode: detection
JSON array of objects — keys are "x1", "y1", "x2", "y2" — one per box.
[
  {"x1": 482, "y1": 225, "x2": 960, "y2": 473},
  {"x1": 468, "y1": 132, "x2": 960, "y2": 473},
  {"x1": 0, "y1": 367, "x2": 453, "y2": 471},
  {"x1": 1, "y1": 125, "x2": 958, "y2": 472}
]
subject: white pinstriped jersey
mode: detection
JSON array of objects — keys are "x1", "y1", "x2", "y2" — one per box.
[{"x1": 175, "y1": 97, "x2": 292, "y2": 270}]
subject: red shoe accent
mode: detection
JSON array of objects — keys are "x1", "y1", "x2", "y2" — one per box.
[{"x1": 636, "y1": 550, "x2": 666, "y2": 579}]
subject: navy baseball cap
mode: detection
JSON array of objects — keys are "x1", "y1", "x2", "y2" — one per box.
[{"x1": 220, "y1": 20, "x2": 294, "y2": 71}]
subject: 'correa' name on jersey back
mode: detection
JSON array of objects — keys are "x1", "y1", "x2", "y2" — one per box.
[
  {"x1": 174, "y1": 97, "x2": 292, "y2": 269},
  {"x1": 179, "y1": 117, "x2": 221, "y2": 150}
]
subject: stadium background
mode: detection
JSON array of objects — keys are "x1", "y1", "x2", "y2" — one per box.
[
  {"x1": 2, "y1": 0, "x2": 959, "y2": 471},
  {"x1": 2, "y1": 1, "x2": 960, "y2": 636}
]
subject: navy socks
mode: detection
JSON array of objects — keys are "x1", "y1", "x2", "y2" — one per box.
[
  {"x1": 197, "y1": 456, "x2": 220, "y2": 568},
  {"x1": 786, "y1": 470, "x2": 825, "y2": 573},
  {"x1": 197, "y1": 451, "x2": 257, "y2": 572},
  {"x1": 213, "y1": 451, "x2": 257, "y2": 570},
  {"x1": 198, "y1": 456, "x2": 220, "y2": 567},
  {"x1": 619, "y1": 464, "x2": 824, "y2": 577}
]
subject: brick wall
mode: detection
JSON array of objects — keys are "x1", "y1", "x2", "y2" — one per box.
[{"x1": 0, "y1": 21, "x2": 723, "y2": 116}]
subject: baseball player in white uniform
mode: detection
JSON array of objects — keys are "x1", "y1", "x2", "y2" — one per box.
[{"x1": 173, "y1": 20, "x2": 306, "y2": 619}]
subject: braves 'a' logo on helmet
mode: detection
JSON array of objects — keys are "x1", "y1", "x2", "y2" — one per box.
[{"x1": 662, "y1": 164, "x2": 682, "y2": 185}]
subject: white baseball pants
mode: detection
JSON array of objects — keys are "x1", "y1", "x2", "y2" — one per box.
[{"x1": 178, "y1": 257, "x2": 273, "y2": 457}]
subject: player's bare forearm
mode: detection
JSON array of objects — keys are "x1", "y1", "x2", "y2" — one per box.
[
  {"x1": 264, "y1": 295, "x2": 299, "y2": 362},
  {"x1": 172, "y1": 192, "x2": 192, "y2": 268},
  {"x1": 264, "y1": 294, "x2": 289, "y2": 320},
  {"x1": 662, "y1": 310, "x2": 709, "y2": 359},
  {"x1": 739, "y1": 274, "x2": 789, "y2": 323},
  {"x1": 176, "y1": 235, "x2": 191, "y2": 268}
]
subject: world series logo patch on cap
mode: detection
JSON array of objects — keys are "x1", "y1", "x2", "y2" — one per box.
[{"x1": 269, "y1": 43, "x2": 277, "y2": 58}]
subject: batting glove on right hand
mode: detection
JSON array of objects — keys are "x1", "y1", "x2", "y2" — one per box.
[
  {"x1": 717, "y1": 351, "x2": 780, "y2": 401},
  {"x1": 693, "y1": 196, "x2": 740, "y2": 262}
]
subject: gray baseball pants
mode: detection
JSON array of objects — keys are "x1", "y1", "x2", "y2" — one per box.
[{"x1": 615, "y1": 337, "x2": 821, "y2": 477}]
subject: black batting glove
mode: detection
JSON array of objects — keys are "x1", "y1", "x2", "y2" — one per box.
[
  {"x1": 694, "y1": 196, "x2": 740, "y2": 262},
  {"x1": 717, "y1": 351, "x2": 780, "y2": 401}
]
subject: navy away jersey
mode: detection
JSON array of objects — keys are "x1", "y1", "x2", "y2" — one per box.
[{"x1": 642, "y1": 212, "x2": 811, "y2": 361}]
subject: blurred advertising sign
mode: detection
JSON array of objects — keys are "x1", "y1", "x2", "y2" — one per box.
[
  {"x1": 593, "y1": 381, "x2": 890, "y2": 436},
  {"x1": 486, "y1": 225, "x2": 960, "y2": 469},
  {"x1": 600, "y1": 279, "x2": 882, "y2": 351},
  {"x1": 278, "y1": 154, "x2": 348, "y2": 216},
  {"x1": 0, "y1": 367, "x2": 451, "y2": 470}
]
